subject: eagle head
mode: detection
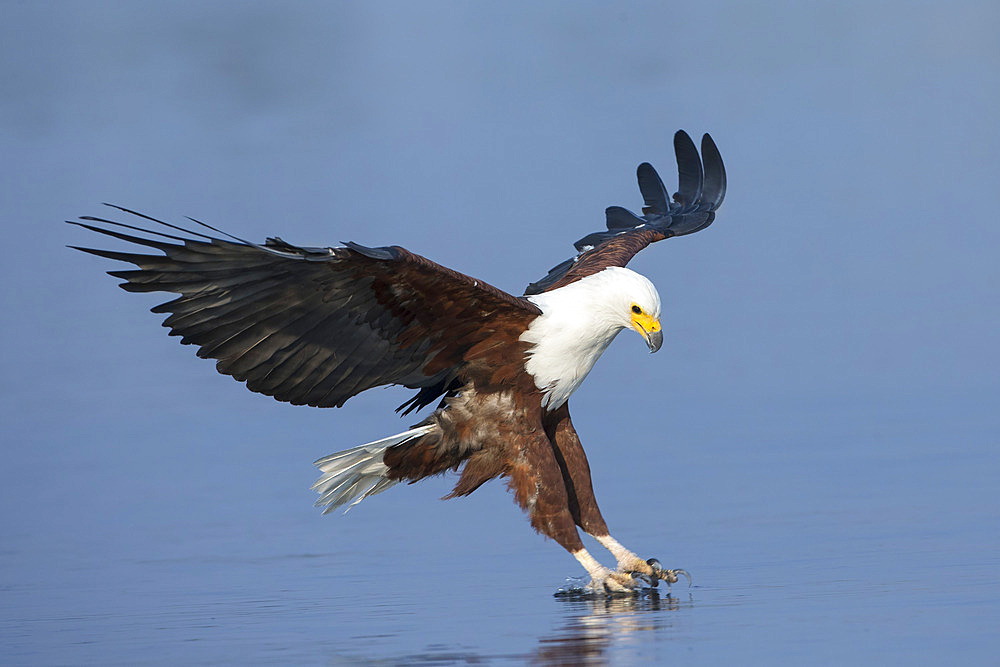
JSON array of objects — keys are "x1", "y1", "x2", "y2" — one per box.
[{"x1": 520, "y1": 266, "x2": 663, "y2": 409}]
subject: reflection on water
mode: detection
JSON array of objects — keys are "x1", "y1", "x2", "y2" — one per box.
[
  {"x1": 533, "y1": 591, "x2": 689, "y2": 666},
  {"x1": 326, "y1": 591, "x2": 693, "y2": 665}
]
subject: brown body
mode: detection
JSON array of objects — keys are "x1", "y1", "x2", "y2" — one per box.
[{"x1": 384, "y1": 384, "x2": 609, "y2": 553}]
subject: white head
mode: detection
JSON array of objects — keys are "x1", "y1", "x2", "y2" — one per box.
[{"x1": 520, "y1": 267, "x2": 663, "y2": 409}]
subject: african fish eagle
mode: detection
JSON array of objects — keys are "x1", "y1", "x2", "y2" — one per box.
[{"x1": 71, "y1": 130, "x2": 726, "y2": 593}]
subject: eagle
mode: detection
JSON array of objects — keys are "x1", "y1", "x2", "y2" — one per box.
[{"x1": 71, "y1": 130, "x2": 726, "y2": 593}]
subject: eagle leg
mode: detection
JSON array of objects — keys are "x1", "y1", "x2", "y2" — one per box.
[
  {"x1": 544, "y1": 407, "x2": 680, "y2": 584},
  {"x1": 571, "y1": 548, "x2": 642, "y2": 594},
  {"x1": 591, "y1": 533, "x2": 690, "y2": 587},
  {"x1": 591, "y1": 533, "x2": 656, "y2": 575},
  {"x1": 507, "y1": 425, "x2": 639, "y2": 593}
]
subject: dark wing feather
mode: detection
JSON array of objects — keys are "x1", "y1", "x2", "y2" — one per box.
[
  {"x1": 525, "y1": 131, "x2": 726, "y2": 295},
  {"x1": 71, "y1": 206, "x2": 540, "y2": 409},
  {"x1": 636, "y1": 164, "x2": 669, "y2": 216}
]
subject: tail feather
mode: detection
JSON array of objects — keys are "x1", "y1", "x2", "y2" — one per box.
[{"x1": 312, "y1": 424, "x2": 436, "y2": 514}]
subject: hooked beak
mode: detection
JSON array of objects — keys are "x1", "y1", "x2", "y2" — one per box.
[{"x1": 644, "y1": 328, "x2": 663, "y2": 353}]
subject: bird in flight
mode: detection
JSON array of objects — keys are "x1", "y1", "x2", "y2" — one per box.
[{"x1": 71, "y1": 130, "x2": 726, "y2": 593}]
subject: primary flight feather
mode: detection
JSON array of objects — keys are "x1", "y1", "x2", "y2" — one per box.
[{"x1": 72, "y1": 130, "x2": 726, "y2": 593}]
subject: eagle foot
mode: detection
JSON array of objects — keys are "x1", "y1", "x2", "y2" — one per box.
[
  {"x1": 625, "y1": 558, "x2": 692, "y2": 588},
  {"x1": 589, "y1": 567, "x2": 641, "y2": 594}
]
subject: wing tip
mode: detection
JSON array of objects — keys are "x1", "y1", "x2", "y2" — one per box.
[
  {"x1": 699, "y1": 132, "x2": 727, "y2": 210},
  {"x1": 527, "y1": 128, "x2": 726, "y2": 293}
]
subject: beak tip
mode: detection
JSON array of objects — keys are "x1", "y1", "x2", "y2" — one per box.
[{"x1": 646, "y1": 330, "x2": 663, "y2": 353}]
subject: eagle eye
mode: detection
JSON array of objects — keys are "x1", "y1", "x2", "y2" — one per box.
[{"x1": 631, "y1": 305, "x2": 642, "y2": 314}]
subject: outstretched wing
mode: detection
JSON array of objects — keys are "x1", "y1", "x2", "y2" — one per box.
[
  {"x1": 525, "y1": 131, "x2": 726, "y2": 295},
  {"x1": 71, "y1": 206, "x2": 540, "y2": 409}
]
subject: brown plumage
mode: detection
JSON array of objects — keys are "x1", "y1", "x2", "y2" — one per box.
[
  {"x1": 542, "y1": 227, "x2": 667, "y2": 293},
  {"x1": 71, "y1": 130, "x2": 726, "y2": 593}
]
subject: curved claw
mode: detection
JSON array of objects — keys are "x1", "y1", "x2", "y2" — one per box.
[
  {"x1": 655, "y1": 567, "x2": 692, "y2": 587},
  {"x1": 639, "y1": 558, "x2": 692, "y2": 588},
  {"x1": 641, "y1": 558, "x2": 663, "y2": 588},
  {"x1": 623, "y1": 558, "x2": 693, "y2": 589}
]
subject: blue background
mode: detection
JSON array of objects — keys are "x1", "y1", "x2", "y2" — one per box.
[{"x1": 2, "y1": 2, "x2": 998, "y2": 663}]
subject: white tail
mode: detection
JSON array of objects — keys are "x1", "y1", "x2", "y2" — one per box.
[{"x1": 312, "y1": 424, "x2": 436, "y2": 514}]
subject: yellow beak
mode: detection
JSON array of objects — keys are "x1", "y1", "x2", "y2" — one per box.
[{"x1": 631, "y1": 313, "x2": 663, "y2": 353}]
